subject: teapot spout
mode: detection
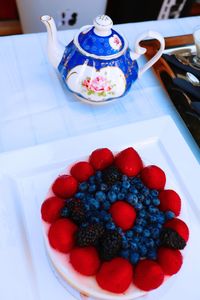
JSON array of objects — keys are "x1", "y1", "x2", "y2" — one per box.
[{"x1": 41, "y1": 15, "x2": 64, "y2": 69}]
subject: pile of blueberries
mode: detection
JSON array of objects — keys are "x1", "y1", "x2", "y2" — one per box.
[{"x1": 61, "y1": 166, "x2": 175, "y2": 265}]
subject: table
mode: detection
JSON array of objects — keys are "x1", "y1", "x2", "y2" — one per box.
[
  {"x1": 0, "y1": 16, "x2": 200, "y2": 300},
  {"x1": 0, "y1": 16, "x2": 200, "y2": 160}
]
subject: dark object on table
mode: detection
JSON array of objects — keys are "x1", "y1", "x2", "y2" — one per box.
[{"x1": 106, "y1": 0, "x2": 195, "y2": 24}]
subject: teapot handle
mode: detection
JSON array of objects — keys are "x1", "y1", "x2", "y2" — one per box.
[{"x1": 130, "y1": 31, "x2": 165, "y2": 78}]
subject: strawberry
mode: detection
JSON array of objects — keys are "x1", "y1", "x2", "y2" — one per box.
[
  {"x1": 164, "y1": 218, "x2": 189, "y2": 242},
  {"x1": 140, "y1": 165, "x2": 166, "y2": 190},
  {"x1": 70, "y1": 161, "x2": 94, "y2": 182},
  {"x1": 89, "y1": 148, "x2": 114, "y2": 170},
  {"x1": 48, "y1": 219, "x2": 78, "y2": 253},
  {"x1": 133, "y1": 260, "x2": 164, "y2": 291},
  {"x1": 70, "y1": 247, "x2": 100, "y2": 276},
  {"x1": 96, "y1": 257, "x2": 133, "y2": 293},
  {"x1": 110, "y1": 201, "x2": 136, "y2": 231},
  {"x1": 41, "y1": 196, "x2": 65, "y2": 223},
  {"x1": 115, "y1": 147, "x2": 143, "y2": 176},
  {"x1": 52, "y1": 175, "x2": 78, "y2": 198},
  {"x1": 157, "y1": 248, "x2": 183, "y2": 275},
  {"x1": 158, "y1": 189, "x2": 181, "y2": 216}
]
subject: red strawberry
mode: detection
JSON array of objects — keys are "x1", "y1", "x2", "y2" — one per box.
[
  {"x1": 133, "y1": 260, "x2": 164, "y2": 291},
  {"x1": 70, "y1": 161, "x2": 94, "y2": 182},
  {"x1": 164, "y1": 218, "x2": 189, "y2": 242},
  {"x1": 70, "y1": 247, "x2": 100, "y2": 276},
  {"x1": 48, "y1": 219, "x2": 78, "y2": 253},
  {"x1": 140, "y1": 165, "x2": 166, "y2": 190},
  {"x1": 157, "y1": 248, "x2": 183, "y2": 275},
  {"x1": 41, "y1": 196, "x2": 65, "y2": 223},
  {"x1": 96, "y1": 257, "x2": 133, "y2": 293},
  {"x1": 115, "y1": 147, "x2": 143, "y2": 176},
  {"x1": 158, "y1": 189, "x2": 181, "y2": 216},
  {"x1": 110, "y1": 201, "x2": 136, "y2": 231},
  {"x1": 89, "y1": 148, "x2": 114, "y2": 170},
  {"x1": 52, "y1": 175, "x2": 78, "y2": 198}
]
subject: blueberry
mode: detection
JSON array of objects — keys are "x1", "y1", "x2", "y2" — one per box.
[
  {"x1": 122, "y1": 240, "x2": 129, "y2": 249},
  {"x1": 151, "y1": 189, "x2": 159, "y2": 197},
  {"x1": 127, "y1": 194, "x2": 138, "y2": 205},
  {"x1": 117, "y1": 192, "x2": 125, "y2": 200},
  {"x1": 138, "y1": 209, "x2": 146, "y2": 218},
  {"x1": 130, "y1": 252, "x2": 140, "y2": 264},
  {"x1": 91, "y1": 216, "x2": 100, "y2": 223},
  {"x1": 95, "y1": 171, "x2": 102, "y2": 180},
  {"x1": 147, "y1": 249, "x2": 157, "y2": 260},
  {"x1": 88, "y1": 184, "x2": 96, "y2": 193},
  {"x1": 89, "y1": 175, "x2": 96, "y2": 184},
  {"x1": 156, "y1": 214, "x2": 166, "y2": 224},
  {"x1": 138, "y1": 194, "x2": 145, "y2": 201},
  {"x1": 138, "y1": 245, "x2": 147, "y2": 256},
  {"x1": 100, "y1": 183, "x2": 108, "y2": 191},
  {"x1": 102, "y1": 201, "x2": 111, "y2": 210},
  {"x1": 152, "y1": 198, "x2": 160, "y2": 206},
  {"x1": 129, "y1": 187, "x2": 138, "y2": 194},
  {"x1": 75, "y1": 192, "x2": 85, "y2": 200},
  {"x1": 134, "y1": 203, "x2": 143, "y2": 210},
  {"x1": 134, "y1": 225, "x2": 143, "y2": 234},
  {"x1": 144, "y1": 198, "x2": 151, "y2": 206},
  {"x1": 141, "y1": 187, "x2": 149, "y2": 196},
  {"x1": 106, "y1": 222, "x2": 116, "y2": 230},
  {"x1": 120, "y1": 250, "x2": 129, "y2": 259},
  {"x1": 143, "y1": 229, "x2": 150, "y2": 237},
  {"x1": 79, "y1": 182, "x2": 88, "y2": 191},
  {"x1": 132, "y1": 236, "x2": 140, "y2": 243},
  {"x1": 90, "y1": 199, "x2": 100, "y2": 209},
  {"x1": 107, "y1": 191, "x2": 117, "y2": 203},
  {"x1": 122, "y1": 175, "x2": 128, "y2": 181},
  {"x1": 151, "y1": 228, "x2": 160, "y2": 238},
  {"x1": 126, "y1": 230, "x2": 134, "y2": 238},
  {"x1": 122, "y1": 181, "x2": 130, "y2": 189},
  {"x1": 130, "y1": 242, "x2": 138, "y2": 251},
  {"x1": 165, "y1": 210, "x2": 175, "y2": 220},
  {"x1": 111, "y1": 184, "x2": 120, "y2": 193},
  {"x1": 103, "y1": 213, "x2": 112, "y2": 222},
  {"x1": 149, "y1": 206, "x2": 159, "y2": 214},
  {"x1": 145, "y1": 238, "x2": 155, "y2": 248},
  {"x1": 95, "y1": 191, "x2": 106, "y2": 201}
]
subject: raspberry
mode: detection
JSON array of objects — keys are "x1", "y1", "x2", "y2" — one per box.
[
  {"x1": 115, "y1": 147, "x2": 143, "y2": 176},
  {"x1": 70, "y1": 161, "x2": 94, "y2": 182},
  {"x1": 133, "y1": 260, "x2": 164, "y2": 291},
  {"x1": 70, "y1": 247, "x2": 100, "y2": 276},
  {"x1": 48, "y1": 219, "x2": 78, "y2": 253},
  {"x1": 157, "y1": 248, "x2": 183, "y2": 275},
  {"x1": 52, "y1": 175, "x2": 78, "y2": 198},
  {"x1": 110, "y1": 201, "x2": 136, "y2": 231},
  {"x1": 140, "y1": 165, "x2": 166, "y2": 190},
  {"x1": 158, "y1": 189, "x2": 181, "y2": 216},
  {"x1": 164, "y1": 218, "x2": 189, "y2": 242},
  {"x1": 96, "y1": 257, "x2": 133, "y2": 293},
  {"x1": 89, "y1": 148, "x2": 114, "y2": 170},
  {"x1": 41, "y1": 196, "x2": 65, "y2": 223}
]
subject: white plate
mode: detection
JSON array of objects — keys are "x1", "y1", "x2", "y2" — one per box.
[{"x1": 0, "y1": 115, "x2": 200, "y2": 300}]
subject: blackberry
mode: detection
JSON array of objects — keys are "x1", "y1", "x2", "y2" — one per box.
[
  {"x1": 102, "y1": 165, "x2": 122, "y2": 186},
  {"x1": 67, "y1": 198, "x2": 86, "y2": 224},
  {"x1": 76, "y1": 223, "x2": 105, "y2": 247},
  {"x1": 100, "y1": 229, "x2": 122, "y2": 261},
  {"x1": 160, "y1": 228, "x2": 186, "y2": 250}
]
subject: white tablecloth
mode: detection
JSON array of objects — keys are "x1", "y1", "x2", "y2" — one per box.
[{"x1": 0, "y1": 16, "x2": 200, "y2": 160}]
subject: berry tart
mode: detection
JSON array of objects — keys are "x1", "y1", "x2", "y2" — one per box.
[{"x1": 41, "y1": 147, "x2": 189, "y2": 299}]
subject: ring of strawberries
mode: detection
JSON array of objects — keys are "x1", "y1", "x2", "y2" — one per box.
[{"x1": 41, "y1": 147, "x2": 189, "y2": 294}]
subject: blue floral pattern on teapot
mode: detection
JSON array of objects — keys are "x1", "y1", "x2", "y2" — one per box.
[{"x1": 41, "y1": 15, "x2": 165, "y2": 103}]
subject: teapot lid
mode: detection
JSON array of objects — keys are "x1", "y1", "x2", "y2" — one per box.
[{"x1": 74, "y1": 15, "x2": 128, "y2": 59}]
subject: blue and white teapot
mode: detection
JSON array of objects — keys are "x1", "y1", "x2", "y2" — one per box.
[{"x1": 41, "y1": 15, "x2": 165, "y2": 103}]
